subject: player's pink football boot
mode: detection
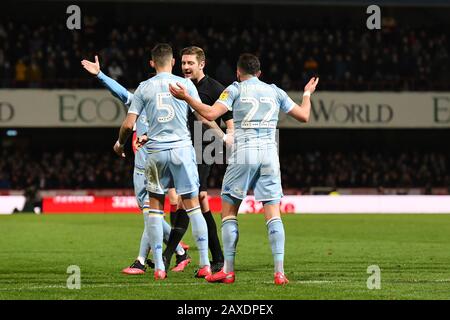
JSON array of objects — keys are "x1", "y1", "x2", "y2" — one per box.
[
  {"x1": 180, "y1": 241, "x2": 190, "y2": 250},
  {"x1": 195, "y1": 265, "x2": 212, "y2": 278},
  {"x1": 154, "y1": 269, "x2": 167, "y2": 280},
  {"x1": 205, "y1": 268, "x2": 235, "y2": 284},
  {"x1": 274, "y1": 272, "x2": 289, "y2": 285},
  {"x1": 171, "y1": 252, "x2": 191, "y2": 272},
  {"x1": 122, "y1": 260, "x2": 146, "y2": 275}
]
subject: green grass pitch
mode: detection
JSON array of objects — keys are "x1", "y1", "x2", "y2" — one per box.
[{"x1": 0, "y1": 213, "x2": 449, "y2": 300}]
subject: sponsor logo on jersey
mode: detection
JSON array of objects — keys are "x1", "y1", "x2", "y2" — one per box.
[{"x1": 219, "y1": 91, "x2": 229, "y2": 101}]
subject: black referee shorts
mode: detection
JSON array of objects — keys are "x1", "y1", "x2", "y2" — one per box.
[{"x1": 197, "y1": 163, "x2": 211, "y2": 192}]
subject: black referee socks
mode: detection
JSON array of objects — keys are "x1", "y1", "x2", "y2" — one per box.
[
  {"x1": 203, "y1": 210, "x2": 224, "y2": 263},
  {"x1": 163, "y1": 209, "x2": 189, "y2": 266}
]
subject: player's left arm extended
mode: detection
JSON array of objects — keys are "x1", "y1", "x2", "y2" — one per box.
[
  {"x1": 287, "y1": 77, "x2": 319, "y2": 123},
  {"x1": 169, "y1": 83, "x2": 228, "y2": 121},
  {"x1": 287, "y1": 96, "x2": 311, "y2": 123}
]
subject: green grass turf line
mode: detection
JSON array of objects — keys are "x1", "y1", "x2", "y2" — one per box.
[{"x1": 0, "y1": 214, "x2": 449, "y2": 300}]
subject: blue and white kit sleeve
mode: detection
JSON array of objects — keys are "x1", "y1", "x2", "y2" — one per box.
[
  {"x1": 97, "y1": 71, "x2": 134, "y2": 107},
  {"x1": 276, "y1": 86, "x2": 296, "y2": 113},
  {"x1": 216, "y1": 83, "x2": 238, "y2": 111},
  {"x1": 128, "y1": 85, "x2": 145, "y2": 116}
]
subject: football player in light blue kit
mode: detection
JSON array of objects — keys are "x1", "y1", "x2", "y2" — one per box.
[
  {"x1": 114, "y1": 44, "x2": 212, "y2": 280},
  {"x1": 81, "y1": 56, "x2": 187, "y2": 275},
  {"x1": 170, "y1": 53, "x2": 319, "y2": 285}
]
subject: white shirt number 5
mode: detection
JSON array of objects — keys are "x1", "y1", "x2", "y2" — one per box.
[{"x1": 157, "y1": 92, "x2": 175, "y2": 123}]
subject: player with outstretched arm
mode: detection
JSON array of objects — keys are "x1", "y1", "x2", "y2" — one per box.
[
  {"x1": 169, "y1": 53, "x2": 319, "y2": 285},
  {"x1": 114, "y1": 44, "x2": 225, "y2": 279},
  {"x1": 163, "y1": 46, "x2": 234, "y2": 274},
  {"x1": 81, "y1": 56, "x2": 188, "y2": 275}
]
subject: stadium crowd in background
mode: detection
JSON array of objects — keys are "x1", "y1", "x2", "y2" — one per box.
[
  {"x1": 1, "y1": 148, "x2": 448, "y2": 190},
  {"x1": 0, "y1": 19, "x2": 449, "y2": 90},
  {"x1": 0, "y1": 149, "x2": 134, "y2": 190}
]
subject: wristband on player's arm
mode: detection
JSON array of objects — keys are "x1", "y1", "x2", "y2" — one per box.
[
  {"x1": 303, "y1": 90, "x2": 311, "y2": 97},
  {"x1": 96, "y1": 70, "x2": 105, "y2": 79}
]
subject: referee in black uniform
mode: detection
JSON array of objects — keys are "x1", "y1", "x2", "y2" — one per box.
[{"x1": 163, "y1": 46, "x2": 233, "y2": 273}]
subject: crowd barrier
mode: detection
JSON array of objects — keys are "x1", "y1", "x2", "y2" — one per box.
[{"x1": 2, "y1": 195, "x2": 449, "y2": 214}]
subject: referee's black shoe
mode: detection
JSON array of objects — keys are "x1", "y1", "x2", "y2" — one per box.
[{"x1": 210, "y1": 260, "x2": 224, "y2": 273}]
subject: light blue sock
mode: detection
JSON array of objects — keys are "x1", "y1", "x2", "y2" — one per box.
[
  {"x1": 267, "y1": 217, "x2": 285, "y2": 274},
  {"x1": 222, "y1": 217, "x2": 239, "y2": 273},
  {"x1": 145, "y1": 209, "x2": 165, "y2": 271},
  {"x1": 162, "y1": 218, "x2": 184, "y2": 255},
  {"x1": 186, "y1": 206, "x2": 209, "y2": 267},
  {"x1": 137, "y1": 208, "x2": 151, "y2": 265}
]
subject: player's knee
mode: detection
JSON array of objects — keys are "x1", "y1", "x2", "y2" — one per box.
[
  {"x1": 136, "y1": 195, "x2": 148, "y2": 211},
  {"x1": 168, "y1": 188, "x2": 179, "y2": 204}
]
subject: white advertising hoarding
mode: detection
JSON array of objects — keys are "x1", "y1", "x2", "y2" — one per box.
[
  {"x1": 280, "y1": 92, "x2": 450, "y2": 128},
  {"x1": 0, "y1": 196, "x2": 26, "y2": 214},
  {"x1": 1, "y1": 90, "x2": 450, "y2": 128},
  {"x1": 239, "y1": 195, "x2": 450, "y2": 214},
  {"x1": 0, "y1": 90, "x2": 128, "y2": 127},
  {"x1": 2, "y1": 195, "x2": 449, "y2": 214}
]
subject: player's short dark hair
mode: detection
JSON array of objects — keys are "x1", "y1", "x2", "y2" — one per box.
[
  {"x1": 151, "y1": 43, "x2": 173, "y2": 66},
  {"x1": 237, "y1": 53, "x2": 261, "y2": 75},
  {"x1": 180, "y1": 46, "x2": 206, "y2": 63}
]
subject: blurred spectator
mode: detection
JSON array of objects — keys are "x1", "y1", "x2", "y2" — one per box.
[
  {"x1": 14, "y1": 59, "x2": 27, "y2": 87},
  {"x1": 215, "y1": 58, "x2": 235, "y2": 86},
  {"x1": 1, "y1": 148, "x2": 447, "y2": 190},
  {"x1": 45, "y1": 58, "x2": 57, "y2": 87},
  {"x1": 334, "y1": 54, "x2": 346, "y2": 80},
  {"x1": 28, "y1": 60, "x2": 42, "y2": 88},
  {"x1": 304, "y1": 56, "x2": 318, "y2": 78},
  {"x1": 108, "y1": 61, "x2": 123, "y2": 81},
  {"x1": 0, "y1": 20, "x2": 449, "y2": 90},
  {"x1": 0, "y1": 149, "x2": 134, "y2": 190},
  {"x1": 0, "y1": 172, "x2": 11, "y2": 189}
]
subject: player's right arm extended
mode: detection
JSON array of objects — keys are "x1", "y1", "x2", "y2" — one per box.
[
  {"x1": 193, "y1": 111, "x2": 227, "y2": 140},
  {"x1": 97, "y1": 71, "x2": 133, "y2": 106},
  {"x1": 287, "y1": 77, "x2": 319, "y2": 123},
  {"x1": 81, "y1": 55, "x2": 133, "y2": 106},
  {"x1": 169, "y1": 83, "x2": 228, "y2": 121}
]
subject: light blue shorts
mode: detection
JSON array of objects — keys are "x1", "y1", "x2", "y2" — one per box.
[
  {"x1": 133, "y1": 167, "x2": 148, "y2": 209},
  {"x1": 133, "y1": 148, "x2": 148, "y2": 209},
  {"x1": 145, "y1": 145, "x2": 199, "y2": 197},
  {"x1": 221, "y1": 146, "x2": 283, "y2": 202}
]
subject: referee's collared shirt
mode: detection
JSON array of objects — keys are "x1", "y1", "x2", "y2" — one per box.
[{"x1": 188, "y1": 75, "x2": 233, "y2": 146}]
